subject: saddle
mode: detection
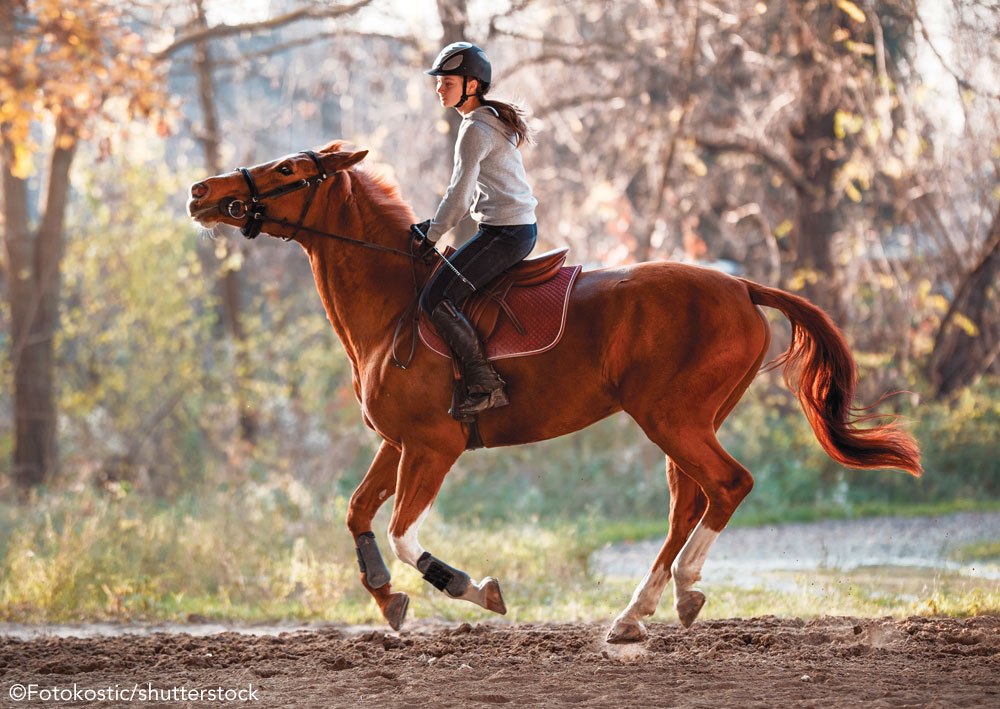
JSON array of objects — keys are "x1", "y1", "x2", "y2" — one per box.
[{"x1": 419, "y1": 247, "x2": 582, "y2": 361}]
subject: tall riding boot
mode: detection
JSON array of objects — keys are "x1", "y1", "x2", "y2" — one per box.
[{"x1": 430, "y1": 300, "x2": 509, "y2": 417}]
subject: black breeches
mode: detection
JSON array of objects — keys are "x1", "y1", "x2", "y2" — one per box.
[{"x1": 419, "y1": 223, "x2": 537, "y2": 314}]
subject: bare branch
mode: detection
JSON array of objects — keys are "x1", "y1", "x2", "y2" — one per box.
[
  {"x1": 154, "y1": 0, "x2": 373, "y2": 60},
  {"x1": 535, "y1": 92, "x2": 648, "y2": 116},
  {"x1": 693, "y1": 132, "x2": 816, "y2": 196},
  {"x1": 172, "y1": 29, "x2": 419, "y2": 68}
]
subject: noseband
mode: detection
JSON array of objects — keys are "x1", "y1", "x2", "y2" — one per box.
[{"x1": 221, "y1": 150, "x2": 328, "y2": 240}]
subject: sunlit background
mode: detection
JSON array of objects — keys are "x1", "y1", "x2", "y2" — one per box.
[{"x1": 1, "y1": 0, "x2": 998, "y2": 626}]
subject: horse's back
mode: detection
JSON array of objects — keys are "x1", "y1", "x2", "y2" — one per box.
[
  {"x1": 565, "y1": 259, "x2": 768, "y2": 380},
  {"x1": 572, "y1": 259, "x2": 754, "y2": 318}
]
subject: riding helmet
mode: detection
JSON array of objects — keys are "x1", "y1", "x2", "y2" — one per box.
[{"x1": 426, "y1": 42, "x2": 492, "y2": 86}]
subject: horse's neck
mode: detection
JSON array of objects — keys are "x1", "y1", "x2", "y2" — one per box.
[{"x1": 303, "y1": 176, "x2": 415, "y2": 367}]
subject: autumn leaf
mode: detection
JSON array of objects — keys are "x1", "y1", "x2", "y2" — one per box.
[
  {"x1": 0, "y1": 0, "x2": 171, "y2": 163},
  {"x1": 836, "y1": 0, "x2": 867, "y2": 24}
]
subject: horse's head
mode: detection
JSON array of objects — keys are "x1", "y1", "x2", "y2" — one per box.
[{"x1": 187, "y1": 145, "x2": 368, "y2": 240}]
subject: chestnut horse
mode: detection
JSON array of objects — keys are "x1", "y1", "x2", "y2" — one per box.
[{"x1": 187, "y1": 143, "x2": 921, "y2": 643}]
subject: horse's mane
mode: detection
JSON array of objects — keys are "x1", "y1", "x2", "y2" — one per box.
[{"x1": 320, "y1": 140, "x2": 415, "y2": 228}]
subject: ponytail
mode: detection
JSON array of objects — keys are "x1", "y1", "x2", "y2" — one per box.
[{"x1": 479, "y1": 90, "x2": 533, "y2": 148}]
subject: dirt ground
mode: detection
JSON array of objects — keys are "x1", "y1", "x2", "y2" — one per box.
[{"x1": 2, "y1": 616, "x2": 998, "y2": 708}]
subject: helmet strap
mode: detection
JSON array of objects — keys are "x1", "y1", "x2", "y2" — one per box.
[{"x1": 455, "y1": 76, "x2": 470, "y2": 108}]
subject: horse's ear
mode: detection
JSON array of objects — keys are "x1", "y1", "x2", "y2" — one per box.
[{"x1": 326, "y1": 150, "x2": 368, "y2": 172}]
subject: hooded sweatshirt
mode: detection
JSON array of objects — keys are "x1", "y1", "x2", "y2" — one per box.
[{"x1": 426, "y1": 106, "x2": 537, "y2": 242}]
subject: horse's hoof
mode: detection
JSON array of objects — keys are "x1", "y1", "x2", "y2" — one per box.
[
  {"x1": 384, "y1": 592, "x2": 409, "y2": 631},
  {"x1": 606, "y1": 618, "x2": 647, "y2": 644},
  {"x1": 677, "y1": 590, "x2": 706, "y2": 628},
  {"x1": 482, "y1": 577, "x2": 507, "y2": 615}
]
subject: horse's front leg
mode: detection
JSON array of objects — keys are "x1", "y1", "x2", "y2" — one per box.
[
  {"x1": 388, "y1": 444, "x2": 507, "y2": 616},
  {"x1": 346, "y1": 440, "x2": 410, "y2": 630}
]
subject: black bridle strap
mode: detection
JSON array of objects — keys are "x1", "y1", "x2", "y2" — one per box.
[
  {"x1": 284, "y1": 150, "x2": 327, "y2": 242},
  {"x1": 256, "y1": 215, "x2": 415, "y2": 257},
  {"x1": 389, "y1": 234, "x2": 430, "y2": 369}
]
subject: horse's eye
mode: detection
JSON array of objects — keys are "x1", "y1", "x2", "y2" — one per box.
[{"x1": 278, "y1": 164, "x2": 293, "y2": 175}]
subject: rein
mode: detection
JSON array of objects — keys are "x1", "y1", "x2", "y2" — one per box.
[{"x1": 222, "y1": 150, "x2": 424, "y2": 367}]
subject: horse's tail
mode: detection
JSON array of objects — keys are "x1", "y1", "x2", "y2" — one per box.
[{"x1": 743, "y1": 280, "x2": 922, "y2": 476}]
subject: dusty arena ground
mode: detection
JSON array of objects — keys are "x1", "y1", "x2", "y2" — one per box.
[{"x1": 2, "y1": 616, "x2": 998, "y2": 707}]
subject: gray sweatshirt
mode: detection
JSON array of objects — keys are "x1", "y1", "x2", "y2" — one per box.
[{"x1": 426, "y1": 106, "x2": 538, "y2": 242}]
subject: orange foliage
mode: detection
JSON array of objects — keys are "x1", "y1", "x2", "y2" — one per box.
[{"x1": 0, "y1": 0, "x2": 171, "y2": 175}]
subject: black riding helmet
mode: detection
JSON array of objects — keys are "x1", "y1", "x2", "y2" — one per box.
[{"x1": 426, "y1": 42, "x2": 492, "y2": 108}]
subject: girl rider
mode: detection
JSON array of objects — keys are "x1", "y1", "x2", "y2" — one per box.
[{"x1": 412, "y1": 42, "x2": 538, "y2": 419}]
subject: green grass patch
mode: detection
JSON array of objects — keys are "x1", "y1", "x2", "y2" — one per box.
[
  {"x1": 951, "y1": 540, "x2": 1000, "y2": 564},
  {"x1": 688, "y1": 576, "x2": 1000, "y2": 620}
]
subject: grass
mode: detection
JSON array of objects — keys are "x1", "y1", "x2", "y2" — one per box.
[
  {"x1": 686, "y1": 574, "x2": 1000, "y2": 621},
  {"x1": 1, "y1": 483, "x2": 998, "y2": 625},
  {"x1": 951, "y1": 540, "x2": 1000, "y2": 564}
]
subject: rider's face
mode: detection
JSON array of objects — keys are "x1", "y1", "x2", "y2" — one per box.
[{"x1": 436, "y1": 75, "x2": 478, "y2": 108}]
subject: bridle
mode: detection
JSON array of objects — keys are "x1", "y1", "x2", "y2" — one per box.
[
  {"x1": 221, "y1": 150, "x2": 412, "y2": 259},
  {"x1": 221, "y1": 150, "x2": 324, "y2": 240},
  {"x1": 220, "y1": 149, "x2": 425, "y2": 368}
]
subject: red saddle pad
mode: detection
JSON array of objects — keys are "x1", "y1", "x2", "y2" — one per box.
[{"x1": 419, "y1": 264, "x2": 582, "y2": 361}]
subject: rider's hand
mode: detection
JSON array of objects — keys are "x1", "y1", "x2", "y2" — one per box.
[{"x1": 410, "y1": 221, "x2": 437, "y2": 265}]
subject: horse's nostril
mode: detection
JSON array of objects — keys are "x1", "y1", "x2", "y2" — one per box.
[{"x1": 191, "y1": 182, "x2": 209, "y2": 199}]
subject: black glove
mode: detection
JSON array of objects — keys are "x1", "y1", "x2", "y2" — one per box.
[{"x1": 409, "y1": 221, "x2": 437, "y2": 265}]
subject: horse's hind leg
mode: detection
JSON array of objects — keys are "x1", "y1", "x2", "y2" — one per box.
[
  {"x1": 608, "y1": 354, "x2": 770, "y2": 643},
  {"x1": 387, "y1": 443, "x2": 507, "y2": 617},
  {"x1": 665, "y1": 308, "x2": 769, "y2": 628},
  {"x1": 662, "y1": 430, "x2": 754, "y2": 624},
  {"x1": 346, "y1": 440, "x2": 409, "y2": 630},
  {"x1": 607, "y1": 461, "x2": 706, "y2": 643},
  {"x1": 609, "y1": 311, "x2": 767, "y2": 642}
]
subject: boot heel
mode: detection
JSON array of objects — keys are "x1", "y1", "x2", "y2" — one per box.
[{"x1": 489, "y1": 388, "x2": 509, "y2": 409}]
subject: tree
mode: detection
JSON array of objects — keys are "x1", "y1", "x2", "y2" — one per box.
[
  {"x1": 918, "y1": 0, "x2": 1000, "y2": 397},
  {"x1": 928, "y1": 207, "x2": 1000, "y2": 398},
  {"x1": 0, "y1": 0, "x2": 169, "y2": 489},
  {"x1": 151, "y1": 0, "x2": 375, "y2": 444}
]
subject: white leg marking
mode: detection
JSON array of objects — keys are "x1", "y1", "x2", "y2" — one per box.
[
  {"x1": 635, "y1": 566, "x2": 672, "y2": 613},
  {"x1": 389, "y1": 507, "x2": 430, "y2": 567},
  {"x1": 671, "y1": 524, "x2": 719, "y2": 594},
  {"x1": 623, "y1": 566, "x2": 672, "y2": 619}
]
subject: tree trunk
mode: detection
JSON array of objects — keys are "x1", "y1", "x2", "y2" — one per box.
[
  {"x1": 928, "y1": 205, "x2": 1000, "y2": 399},
  {"x1": 2, "y1": 1, "x2": 75, "y2": 489},
  {"x1": 636, "y1": 4, "x2": 700, "y2": 264},
  {"x1": 2, "y1": 114, "x2": 76, "y2": 489},
  {"x1": 789, "y1": 3, "x2": 848, "y2": 325},
  {"x1": 191, "y1": 0, "x2": 257, "y2": 443}
]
